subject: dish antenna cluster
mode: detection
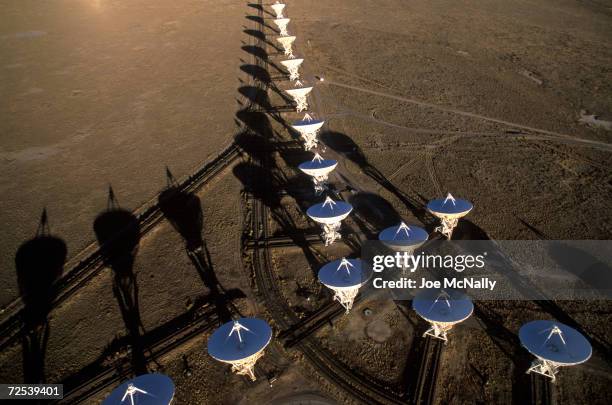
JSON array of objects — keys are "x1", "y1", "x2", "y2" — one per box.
[
  {"x1": 413, "y1": 289, "x2": 474, "y2": 342},
  {"x1": 291, "y1": 113, "x2": 324, "y2": 149},
  {"x1": 307, "y1": 196, "x2": 353, "y2": 246},
  {"x1": 427, "y1": 193, "x2": 473, "y2": 239},
  {"x1": 271, "y1": 2, "x2": 286, "y2": 18},
  {"x1": 273, "y1": 18, "x2": 291, "y2": 36},
  {"x1": 280, "y1": 58, "x2": 303, "y2": 82},
  {"x1": 519, "y1": 320, "x2": 592, "y2": 382},
  {"x1": 299, "y1": 153, "x2": 337, "y2": 194},
  {"x1": 102, "y1": 373, "x2": 175, "y2": 405},
  {"x1": 208, "y1": 318, "x2": 272, "y2": 381},
  {"x1": 318, "y1": 258, "x2": 369, "y2": 312}
]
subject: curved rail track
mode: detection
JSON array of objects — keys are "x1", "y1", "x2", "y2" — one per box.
[
  {"x1": 241, "y1": 3, "x2": 444, "y2": 404},
  {"x1": 1, "y1": 1, "x2": 445, "y2": 403}
]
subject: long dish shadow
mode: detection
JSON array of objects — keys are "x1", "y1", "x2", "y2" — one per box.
[
  {"x1": 244, "y1": 16, "x2": 278, "y2": 33},
  {"x1": 15, "y1": 209, "x2": 67, "y2": 384},
  {"x1": 240, "y1": 63, "x2": 292, "y2": 103},
  {"x1": 247, "y1": 2, "x2": 275, "y2": 18},
  {"x1": 59, "y1": 296, "x2": 217, "y2": 400},
  {"x1": 241, "y1": 45, "x2": 285, "y2": 75},
  {"x1": 348, "y1": 192, "x2": 402, "y2": 240},
  {"x1": 158, "y1": 168, "x2": 244, "y2": 324},
  {"x1": 320, "y1": 130, "x2": 433, "y2": 229},
  {"x1": 243, "y1": 28, "x2": 282, "y2": 53},
  {"x1": 93, "y1": 187, "x2": 147, "y2": 375}
]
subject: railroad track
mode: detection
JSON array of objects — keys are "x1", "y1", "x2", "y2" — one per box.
[
  {"x1": 412, "y1": 337, "x2": 443, "y2": 405},
  {"x1": 57, "y1": 302, "x2": 219, "y2": 404},
  {"x1": 0, "y1": 142, "x2": 239, "y2": 351},
  {"x1": 250, "y1": 196, "x2": 405, "y2": 404},
  {"x1": 242, "y1": 4, "x2": 407, "y2": 403},
  {"x1": 244, "y1": 233, "x2": 323, "y2": 250},
  {"x1": 278, "y1": 300, "x2": 345, "y2": 348}
]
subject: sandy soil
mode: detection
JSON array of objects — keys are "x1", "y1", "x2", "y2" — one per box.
[
  {"x1": 0, "y1": 0, "x2": 611, "y2": 404},
  {"x1": 0, "y1": 0, "x2": 245, "y2": 305}
]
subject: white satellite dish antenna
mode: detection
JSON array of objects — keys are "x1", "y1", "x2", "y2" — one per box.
[
  {"x1": 280, "y1": 58, "x2": 304, "y2": 82},
  {"x1": 276, "y1": 35, "x2": 296, "y2": 58},
  {"x1": 285, "y1": 85, "x2": 313, "y2": 113},
  {"x1": 378, "y1": 222, "x2": 429, "y2": 274},
  {"x1": 306, "y1": 196, "x2": 352, "y2": 245},
  {"x1": 273, "y1": 18, "x2": 291, "y2": 36},
  {"x1": 298, "y1": 153, "x2": 337, "y2": 194},
  {"x1": 318, "y1": 258, "x2": 369, "y2": 312},
  {"x1": 291, "y1": 113, "x2": 324, "y2": 150},
  {"x1": 519, "y1": 320, "x2": 592, "y2": 382},
  {"x1": 378, "y1": 222, "x2": 429, "y2": 253},
  {"x1": 207, "y1": 318, "x2": 273, "y2": 381},
  {"x1": 102, "y1": 374, "x2": 175, "y2": 405},
  {"x1": 412, "y1": 289, "x2": 473, "y2": 342},
  {"x1": 426, "y1": 193, "x2": 473, "y2": 239},
  {"x1": 271, "y1": 2, "x2": 286, "y2": 19}
]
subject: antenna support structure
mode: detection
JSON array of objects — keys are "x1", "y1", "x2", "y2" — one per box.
[
  {"x1": 435, "y1": 193, "x2": 459, "y2": 239},
  {"x1": 277, "y1": 36, "x2": 295, "y2": 59},
  {"x1": 332, "y1": 258, "x2": 359, "y2": 313},
  {"x1": 227, "y1": 320, "x2": 264, "y2": 381},
  {"x1": 298, "y1": 113, "x2": 321, "y2": 150},
  {"x1": 526, "y1": 325, "x2": 566, "y2": 382},
  {"x1": 320, "y1": 197, "x2": 342, "y2": 246},
  {"x1": 310, "y1": 154, "x2": 330, "y2": 194},
  {"x1": 289, "y1": 81, "x2": 310, "y2": 112}
]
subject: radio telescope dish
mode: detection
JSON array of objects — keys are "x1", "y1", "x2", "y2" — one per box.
[
  {"x1": 102, "y1": 373, "x2": 175, "y2": 405},
  {"x1": 379, "y1": 222, "x2": 429, "y2": 253},
  {"x1": 280, "y1": 58, "x2": 304, "y2": 82},
  {"x1": 276, "y1": 35, "x2": 296, "y2": 58},
  {"x1": 413, "y1": 289, "x2": 473, "y2": 342},
  {"x1": 519, "y1": 320, "x2": 592, "y2": 382},
  {"x1": 273, "y1": 18, "x2": 291, "y2": 36},
  {"x1": 291, "y1": 113, "x2": 324, "y2": 150},
  {"x1": 271, "y1": 2, "x2": 286, "y2": 19},
  {"x1": 426, "y1": 193, "x2": 473, "y2": 239},
  {"x1": 299, "y1": 153, "x2": 337, "y2": 194},
  {"x1": 208, "y1": 318, "x2": 272, "y2": 381},
  {"x1": 318, "y1": 258, "x2": 369, "y2": 312},
  {"x1": 307, "y1": 196, "x2": 352, "y2": 245},
  {"x1": 285, "y1": 85, "x2": 313, "y2": 112}
]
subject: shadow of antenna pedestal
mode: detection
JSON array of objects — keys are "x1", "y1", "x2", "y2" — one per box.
[
  {"x1": 15, "y1": 209, "x2": 67, "y2": 384},
  {"x1": 93, "y1": 187, "x2": 147, "y2": 375}
]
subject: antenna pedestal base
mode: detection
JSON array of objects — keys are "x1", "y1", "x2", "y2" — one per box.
[
  {"x1": 292, "y1": 96, "x2": 308, "y2": 112},
  {"x1": 231, "y1": 350, "x2": 265, "y2": 381},
  {"x1": 332, "y1": 288, "x2": 359, "y2": 313},
  {"x1": 287, "y1": 66, "x2": 300, "y2": 81},
  {"x1": 423, "y1": 322, "x2": 453, "y2": 343},
  {"x1": 435, "y1": 217, "x2": 459, "y2": 240},
  {"x1": 312, "y1": 176, "x2": 329, "y2": 195},
  {"x1": 322, "y1": 222, "x2": 341, "y2": 246},
  {"x1": 277, "y1": 24, "x2": 289, "y2": 37},
  {"x1": 301, "y1": 132, "x2": 319, "y2": 150},
  {"x1": 527, "y1": 359, "x2": 560, "y2": 382},
  {"x1": 281, "y1": 46, "x2": 294, "y2": 59}
]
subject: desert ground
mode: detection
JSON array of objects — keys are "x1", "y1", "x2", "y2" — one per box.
[{"x1": 1, "y1": 0, "x2": 611, "y2": 404}]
